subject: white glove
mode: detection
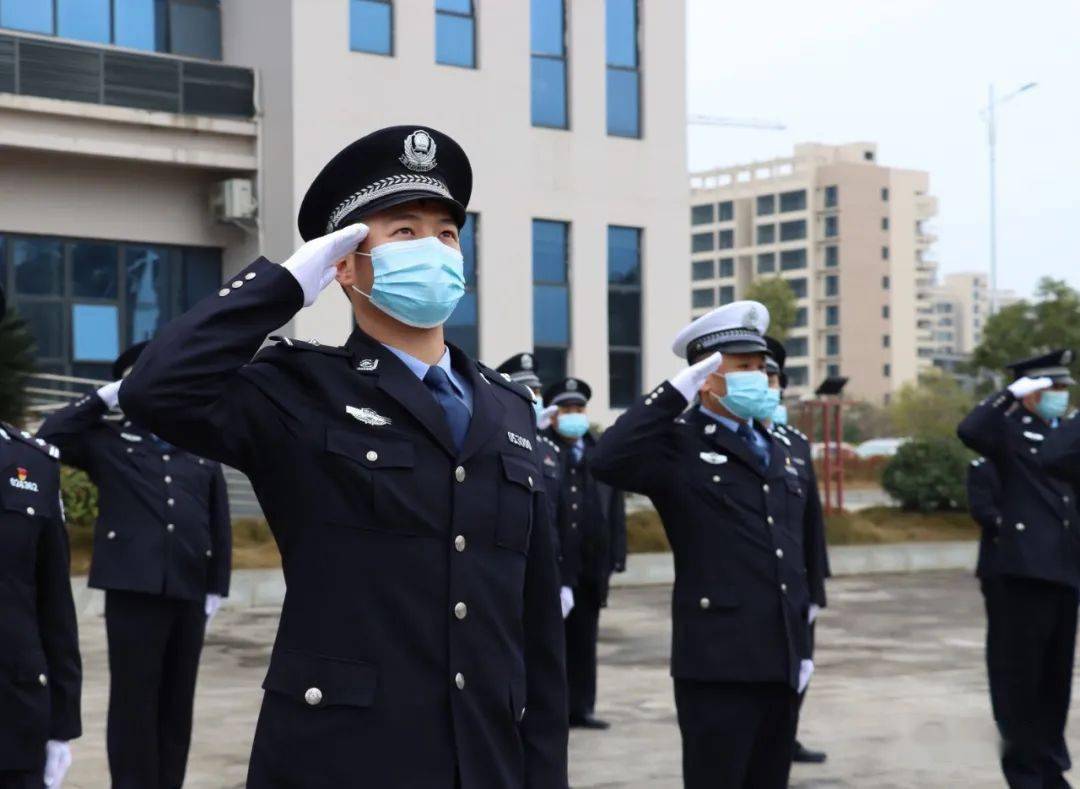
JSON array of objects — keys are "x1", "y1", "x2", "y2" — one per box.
[
  {"x1": 808, "y1": 603, "x2": 821, "y2": 625},
  {"x1": 797, "y1": 659, "x2": 815, "y2": 694},
  {"x1": 281, "y1": 223, "x2": 369, "y2": 307},
  {"x1": 96, "y1": 380, "x2": 122, "y2": 409},
  {"x1": 560, "y1": 586, "x2": 575, "y2": 619},
  {"x1": 44, "y1": 740, "x2": 72, "y2": 788},
  {"x1": 1008, "y1": 376, "x2": 1053, "y2": 399},
  {"x1": 670, "y1": 351, "x2": 724, "y2": 402},
  {"x1": 537, "y1": 405, "x2": 559, "y2": 432},
  {"x1": 204, "y1": 594, "x2": 223, "y2": 627}
]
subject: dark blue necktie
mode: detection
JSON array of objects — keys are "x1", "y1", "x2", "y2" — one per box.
[
  {"x1": 423, "y1": 365, "x2": 470, "y2": 453},
  {"x1": 737, "y1": 422, "x2": 769, "y2": 471}
]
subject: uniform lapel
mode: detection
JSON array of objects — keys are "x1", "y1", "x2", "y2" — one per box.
[{"x1": 454, "y1": 347, "x2": 504, "y2": 463}]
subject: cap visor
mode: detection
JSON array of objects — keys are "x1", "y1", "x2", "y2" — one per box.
[{"x1": 344, "y1": 191, "x2": 467, "y2": 229}]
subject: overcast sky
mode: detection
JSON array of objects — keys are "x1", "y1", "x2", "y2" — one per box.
[{"x1": 685, "y1": 0, "x2": 1080, "y2": 299}]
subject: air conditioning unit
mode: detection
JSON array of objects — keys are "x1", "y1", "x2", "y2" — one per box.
[{"x1": 210, "y1": 178, "x2": 257, "y2": 222}]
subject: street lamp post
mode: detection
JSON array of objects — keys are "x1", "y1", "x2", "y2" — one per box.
[{"x1": 984, "y1": 81, "x2": 1037, "y2": 315}]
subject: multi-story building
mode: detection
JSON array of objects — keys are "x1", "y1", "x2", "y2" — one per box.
[
  {"x1": 0, "y1": 0, "x2": 687, "y2": 425},
  {"x1": 689, "y1": 142, "x2": 938, "y2": 403},
  {"x1": 929, "y1": 271, "x2": 1019, "y2": 358}
]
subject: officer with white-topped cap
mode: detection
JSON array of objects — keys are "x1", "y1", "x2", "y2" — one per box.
[{"x1": 591, "y1": 302, "x2": 815, "y2": 788}]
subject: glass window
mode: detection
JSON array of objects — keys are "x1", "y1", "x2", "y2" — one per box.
[
  {"x1": 114, "y1": 0, "x2": 155, "y2": 50},
  {"x1": 717, "y1": 201, "x2": 734, "y2": 221},
  {"x1": 608, "y1": 225, "x2": 641, "y2": 406},
  {"x1": 825, "y1": 275, "x2": 839, "y2": 297},
  {"x1": 609, "y1": 350, "x2": 640, "y2": 410},
  {"x1": 691, "y1": 232, "x2": 714, "y2": 253},
  {"x1": 531, "y1": 0, "x2": 567, "y2": 129},
  {"x1": 757, "y1": 253, "x2": 775, "y2": 274},
  {"x1": 71, "y1": 242, "x2": 119, "y2": 299},
  {"x1": 57, "y1": 0, "x2": 110, "y2": 42},
  {"x1": 13, "y1": 238, "x2": 63, "y2": 295},
  {"x1": 691, "y1": 260, "x2": 714, "y2": 281},
  {"x1": 351, "y1": 0, "x2": 393, "y2": 55},
  {"x1": 787, "y1": 278, "x2": 807, "y2": 298},
  {"x1": 607, "y1": 291, "x2": 640, "y2": 355},
  {"x1": 786, "y1": 336, "x2": 807, "y2": 356},
  {"x1": 882, "y1": 305, "x2": 890, "y2": 318},
  {"x1": 825, "y1": 245, "x2": 838, "y2": 267},
  {"x1": 824, "y1": 216, "x2": 839, "y2": 238},
  {"x1": 780, "y1": 248, "x2": 806, "y2": 271},
  {"x1": 607, "y1": 225, "x2": 640, "y2": 285},
  {"x1": 883, "y1": 363, "x2": 891, "y2": 377},
  {"x1": 779, "y1": 220, "x2": 806, "y2": 241},
  {"x1": 19, "y1": 302, "x2": 63, "y2": 359},
  {"x1": 827, "y1": 363, "x2": 840, "y2": 378},
  {"x1": 882, "y1": 334, "x2": 890, "y2": 348},
  {"x1": 756, "y1": 224, "x2": 775, "y2": 244},
  {"x1": 606, "y1": 0, "x2": 640, "y2": 138},
  {"x1": 533, "y1": 219, "x2": 570, "y2": 380},
  {"x1": 756, "y1": 195, "x2": 775, "y2": 216},
  {"x1": 793, "y1": 307, "x2": 807, "y2": 328},
  {"x1": 692, "y1": 288, "x2": 715, "y2": 309},
  {"x1": 169, "y1": 0, "x2": 222, "y2": 59},
  {"x1": 882, "y1": 275, "x2": 890, "y2": 290},
  {"x1": 824, "y1": 185, "x2": 838, "y2": 208},
  {"x1": 533, "y1": 219, "x2": 568, "y2": 282},
  {"x1": 445, "y1": 213, "x2": 479, "y2": 357},
  {"x1": 436, "y1": 0, "x2": 475, "y2": 68},
  {"x1": 787, "y1": 366, "x2": 808, "y2": 386},
  {"x1": 719, "y1": 285, "x2": 734, "y2": 305},
  {"x1": 881, "y1": 187, "x2": 889, "y2": 201},
  {"x1": 881, "y1": 217, "x2": 889, "y2": 230},
  {"x1": 779, "y1": 190, "x2": 806, "y2": 212},
  {"x1": 718, "y1": 258, "x2": 734, "y2": 278},
  {"x1": 125, "y1": 245, "x2": 171, "y2": 343},
  {"x1": 881, "y1": 246, "x2": 889, "y2": 260},
  {"x1": 691, "y1": 204, "x2": 714, "y2": 226},
  {"x1": 1, "y1": 0, "x2": 53, "y2": 33},
  {"x1": 825, "y1": 305, "x2": 839, "y2": 326},
  {"x1": 72, "y1": 303, "x2": 119, "y2": 361},
  {"x1": 718, "y1": 229, "x2": 734, "y2": 250},
  {"x1": 533, "y1": 285, "x2": 569, "y2": 345}
]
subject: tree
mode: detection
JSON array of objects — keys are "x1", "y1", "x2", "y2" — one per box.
[
  {"x1": 744, "y1": 277, "x2": 797, "y2": 340},
  {"x1": 0, "y1": 309, "x2": 37, "y2": 425},
  {"x1": 889, "y1": 370, "x2": 974, "y2": 442}
]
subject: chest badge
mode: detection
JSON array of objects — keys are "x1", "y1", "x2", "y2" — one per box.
[
  {"x1": 346, "y1": 406, "x2": 392, "y2": 427},
  {"x1": 356, "y1": 359, "x2": 379, "y2": 372},
  {"x1": 121, "y1": 432, "x2": 142, "y2": 442},
  {"x1": 1023, "y1": 431, "x2": 1045, "y2": 442},
  {"x1": 543, "y1": 454, "x2": 558, "y2": 468},
  {"x1": 9, "y1": 467, "x2": 39, "y2": 493},
  {"x1": 508, "y1": 432, "x2": 533, "y2": 451},
  {"x1": 703, "y1": 423, "x2": 717, "y2": 436},
  {"x1": 699, "y1": 451, "x2": 728, "y2": 465}
]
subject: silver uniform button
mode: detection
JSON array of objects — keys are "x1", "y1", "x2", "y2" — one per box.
[
  {"x1": 776, "y1": 548, "x2": 784, "y2": 558},
  {"x1": 126, "y1": 448, "x2": 133, "y2": 454},
  {"x1": 766, "y1": 516, "x2": 774, "y2": 525},
  {"x1": 454, "y1": 672, "x2": 465, "y2": 690},
  {"x1": 365, "y1": 450, "x2": 378, "y2": 462},
  {"x1": 1016, "y1": 523, "x2": 1026, "y2": 531},
  {"x1": 304, "y1": 687, "x2": 322, "y2": 706},
  {"x1": 781, "y1": 583, "x2": 788, "y2": 593},
  {"x1": 232, "y1": 280, "x2": 243, "y2": 289},
  {"x1": 712, "y1": 476, "x2": 720, "y2": 483},
  {"x1": 528, "y1": 476, "x2": 534, "y2": 488},
  {"x1": 38, "y1": 674, "x2": 47, "y2": 687},
  {"x1": 26, "y1": 507, "x2": 35, "y2": 516},
  {"x1": 454, "y1": 602, "x2": 467, "y2": 620},
  {"x1": 206, "y1": 549, "x2": 212, "y2": 557},
  {"x1": 571, "y1": 486, "x2": 578, "y2": 493},
  {"x1": 163, "y1": 455, "x2": 170, "y2": 462},
  {"x1": 218, "y1": 288, "x2": 230, "y2": 297},
  {"x1": 1065, "y1": 520, "x2": 1071, "y2": 527},
  {"x1": 699, "y1": 597, "x2": 710, "y2": 610},
  {"x1": 454, "y1": 535, "x2": 466, "y2": 552},
  {"x1": 167, "y1": 523, "x2": 175, "y2": 532},
  {"x1": 572, "y1": 503, "x2": 579, "y2": 510},
  {"x1": 164, "y1": 475, "x2": 172, "y2": 483},
  {"x1": 245, "y1": 271, "x2": 257, "y2": 280},
  {"x1": 107, "y1": 531, "x2": 117, "y2": 539},
  {"x1": 167, "y1": 498, "x2": 175, "y2": 507},
  {"x1": 455, "y1": 466, "x2": 466, "y2": 483},
  {"x1": 763, "y1": 484, "x2": 770, "y2": 493}
]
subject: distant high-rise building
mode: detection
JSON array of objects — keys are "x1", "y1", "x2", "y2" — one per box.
[
  {"x1": 928, "y1": 272, "x2": 1019, "y2": 363},
  {"x1": 689, "y1": 143, "x2": 938, "y2": 403}
]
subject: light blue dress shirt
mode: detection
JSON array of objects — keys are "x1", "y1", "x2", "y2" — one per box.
[{"x1": 384, "y1": 344, "x2": 474, "y2": 415}]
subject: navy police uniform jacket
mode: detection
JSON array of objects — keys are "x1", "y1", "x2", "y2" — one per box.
[
  {"x1": 38, "y1": 396, "x2": 231, "y2": 603},
  {"x1": 0, "y1": 424, "x2": 81, "y2": 769},
  {"x1": 967, "y1": 457, "x2": 1004, "y2": 579},
  {"x1": 590, "y1": 385, "x2": 814, "y2": 690},
  {"x1": 118, "y1": 258, "x2": 569, "y2": 789},
  {"x1": 536, "y1": 434, "x2": 572, "y2": 585},
  {"x1": 958, "y1": 391, "x2": 1080, "y2": 588}
]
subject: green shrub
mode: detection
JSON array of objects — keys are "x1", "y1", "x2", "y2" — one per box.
[
  {"x1": 881, "y1": 439, "x2": 971, "y2": 512},
  {"x1": 60, "y1": 466, "x2": 98, "y2": 531},
  {"x1": 625, "y1": 508, "x2": 670, "y2": 553}
]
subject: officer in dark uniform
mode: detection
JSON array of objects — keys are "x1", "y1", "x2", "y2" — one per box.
[
  {"x1": 540, "y1": 377, "x2": 626, "y2": 730},
  {"x1": 118, "y1": 126, "x2": 568, "y2": 788},
  {"x1": 762, "y1": 336, "x2": 830, "y2": 765},
  {"x1": 0, "y1": 284, "x2": 81, "y2": 789},
  {"x1": 591, "y1": 302, "x2": 815, "y2": 789},
  {"x1": 38, "y1": 341, "x2": 231, "y2": 789},
  {"x1": 957, "y1": 349, "x2": 1080, "y2": 788}
]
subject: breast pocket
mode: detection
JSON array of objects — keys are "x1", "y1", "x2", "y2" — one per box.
[
  {"x1": 262, "y1": 649, "x2": 378, "y2": 709},
  {"x1": 496, "y1": 454, "x2": 536, "y2": 555}
]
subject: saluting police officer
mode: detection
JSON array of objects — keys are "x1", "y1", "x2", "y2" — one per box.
[
  {"x1": 118, "y1": 126, "x2": 568, "y2": 788},
  {"x1": 957, "y1": 349, "x2": 1080, "y2": 788},
  {"x1": 540, "y1": 378, "x2": 626, "y2": 730},
  {"x1": 496, "y1": 353, "x2": 576, "y2": 621},
  {"x1": 762, "y1": 336, "x2": 830, "y2": 766},
  {"x1": 38, "y1": 341, "x2": 231, "y2": 789},
  {"x1": 0, "y1": 285, "x2": 81, "y2": 789},
  {"x1": 590, "y1": 302, "x2": 815, "y2": 789}
]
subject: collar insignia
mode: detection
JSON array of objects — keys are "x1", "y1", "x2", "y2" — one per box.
[
  {"x1": 508, "y1": 432, "x2": 533, "y2": 451},
  {"x1": 356, "y1": 358, "x2": 379, "y2": 372},
  {"x1": 400, "y1": 129, "x2": 438, "y2": 172},
  {"x1": 1023, "y1": 431, "x2": 1044, "y2": 442},
  {"x1": 121, "y1": 432, "x2": 143, "y2": 442},
  {"x1": 346, "y1": 406, "x2": 392, "y2": 427},
  {"x1": 699, "y1": 451, "x2": 728, "y2": 465}
]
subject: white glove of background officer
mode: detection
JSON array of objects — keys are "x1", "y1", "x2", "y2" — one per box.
[
  {"x1": 44, "y1": 740, "x2": 72, "y2": 787},
  {"x1": 537, "y1": 405, "x2": 559, "y2": 432},
  {"x1": 560, "y1": 586, "x2": 575, "y2": 619},
  {"x1": 670, "y1": 351, "x2": 724, "y2": 403},
  {"x1": 205, "y1": 594, "x2": 223, "y2": 629},
  {"x1": 281, "y1": 223, "x2": 368, "y2": 307},
  {"x1": 96, "y1": 380, "x2": 122, "y2": 410},
  {"x1": 1007, "y1": 376, "x2": 1053, "y2": 399},
  {"x1": 797, "y1": 659, "x2": 814, "y2": 694}
]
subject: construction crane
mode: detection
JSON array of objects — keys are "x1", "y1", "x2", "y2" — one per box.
[{"x1": 687, "y1": 114, "x2": 786, "y2": 131}]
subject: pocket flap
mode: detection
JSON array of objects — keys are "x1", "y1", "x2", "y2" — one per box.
[
  {"x1": 262, "y1": 649, "x2": 378, "y2": 708},
  {"x1": 0, "y1": 479, "x2": 52, "y2": 519},
  {"x1": 326, "y1": 428, "x2": 415, "y2": 469},
  {"x1": 500, "y1": 454, "x2": 537, "y2": 492}
]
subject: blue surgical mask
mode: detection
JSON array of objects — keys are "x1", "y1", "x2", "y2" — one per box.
[
  {"x1": 1036, "y1": 390, "x2": 1069, "y2": 421},
  {"x1": 532, "y1": 395, "x2": 545, "y2": 424},
  {"x1": 755, "y1": 387, "x2": 782, "y2": 421},
  {"x1": 711, "y1": 371, "x2": 770, "y2": 421},
  {"x1": 352, "y1": 236, "x2": 465, "y2": 328},
  {"x1": 772, "y1": 404, "x2": 789, "y2": 426},
  {"x1": 555, "y1": 412, "x2": 589, "y2": 440}
]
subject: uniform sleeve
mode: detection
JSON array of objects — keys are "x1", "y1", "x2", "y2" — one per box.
[
  {"x1": 589, "y1": 384, "x2": 685, "y2": 496},
  {"x1": 802, "y1": 462, "x2": 829, "y2": 607},
  {"x1": 36, "y1": 394, "x2": 109, "y2": 473},
  {"x1": 608, "y1": 489, "x2": 627, "y2": 574},
  {"x1": 521, "y1": 468, "x2": 569, "y2": 788},
  {"x1": 207, "y1": 463, "x2": 232, "y2": 597},
  {"x1": 38, "y1": 484, "x2": 82, "y2": 741},
  {"x1": 957, "y1": 389, "x2": 1017, "y2": 463},
  {"x1": 119, "y1": 258, "x2": 303, "y2": 473},
  {"x1": 968, "y1": 462, "x2": 1004, "y2": 529},
  {"x1": 1042, "y1": 417, "x2": 1080, "y2": 486}
]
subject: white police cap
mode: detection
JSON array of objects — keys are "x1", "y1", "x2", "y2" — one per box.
[{"x1": 673, "y1": 301, "x2": 770, "y2": 362}]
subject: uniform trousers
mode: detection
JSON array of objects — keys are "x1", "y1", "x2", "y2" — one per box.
[
  {"x1": 0, "y1": 771, "x2": 41, "y2": 789},
  {"x1": 565, "y1": 580, "x2": 603, "y2": 719},
  {"x1": 674, "y1": 679, "x2": 798, "y2": 789},
  {"x1": 105, "y1": 590, "x2": 206, "y2": 789},
  {"x1": 982, "y1": 576, "x2": 1078, "y2": 789}
]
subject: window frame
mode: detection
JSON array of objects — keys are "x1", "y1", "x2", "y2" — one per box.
[
  {"x1": 530, "y1": 0, "x2": 569, "y2": 130},
  {"x1": 350, "y1": 0, "x2": 394, "y2": 56},
  {"x1": 607, "y1": 224, "x2": 643, "y2": 408},
  {"x1": 435, "y1": 0, "x2": 476, "y2": 69},
  {"x1": 605, "y1": 0, "x2": 641, "y2": 139},
  {"x1": 532, "y1": 218, "x2": 572, "y2": 384}
]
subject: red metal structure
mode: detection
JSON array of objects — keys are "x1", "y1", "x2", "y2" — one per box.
[{"x1": 804, "y1": 376, "x2": 849, "y2": 514}]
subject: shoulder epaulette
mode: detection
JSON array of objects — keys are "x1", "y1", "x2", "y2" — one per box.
[
  {"x1": 1, "y1": 423, "x2": 60, "y2": 460},
  {"x1": 774, "y1": 431, "x2": 792, "y2": 447},
  {"x1": 477, "y1": 363, "x2": 533, "y2": 402},
  {"x1": 539, "y1": 434, "x2": 561, "y2": 453},
  {"x1": 266, "y1": 336, "x2": 351, "y2": 357}
]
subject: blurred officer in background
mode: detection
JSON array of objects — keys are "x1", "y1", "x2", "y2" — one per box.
[
  {"x1": 541, "y1": 378, "x2": 626, "y2": 731},
  {"x1": 958, "y1": 349, "x2": 1080, "y2": 788},
  {"x1": 38, "y1": 341, "x2": 231, "y2": 789},
  {"x1": 0, "y1": 285, "x2": 81, "y2": 789}
]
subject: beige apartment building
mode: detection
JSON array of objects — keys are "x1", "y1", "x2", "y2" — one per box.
[
  {"x1": 928, "y1": 271, "x2": 1019, "y2": 361},
  {"x1": 689, "y1": 143, "x2": 938, "y2": 403},
  {"x1": 0, "y1": 0, "x2": 687, "y2": 426}
]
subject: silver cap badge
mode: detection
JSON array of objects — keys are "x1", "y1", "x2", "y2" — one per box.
[{"x1": 400, "y1": 130, "x2": 437, "y2": 172}]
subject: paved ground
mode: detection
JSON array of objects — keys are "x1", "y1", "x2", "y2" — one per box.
[{"x1": 62, "y1": 571, "x2": 1080, "y2": 787}]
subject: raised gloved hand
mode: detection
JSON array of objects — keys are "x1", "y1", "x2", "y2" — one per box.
[
  {"x1": 1007, "y1": 376, "x2": 1053, "y2": 399},
  {"x1": 281, "y1": 223, "x2": 369, "y2": 307},
  {"x1": 205, "y1": 594, "x2": 223, "y2": 628},
  {"x1": 44, "y1": 740, "x2": 72, "y2": 787},
  {"x1": 560, "y1": 586, "x2": 575, "y2": 619},
  {"x1": 797, "y1": 659, "x2": 815, "y2": 694},
  {"x1": 670, "y1": 351, "x2": 724, "y2": 403},
  {"x1": 537, "y1": 405, "x2": 559, "y2": 432},
  {"x1": 96, "y1": 380, "x2": 123, "y2": 410},
  {"x1": 808, "y1": 603, "x2": 821, "y2": 625}
]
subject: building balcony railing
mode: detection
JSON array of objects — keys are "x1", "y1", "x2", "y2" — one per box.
[{"x1": 0, "y1": 32, "x2": 254, "y2": 118}]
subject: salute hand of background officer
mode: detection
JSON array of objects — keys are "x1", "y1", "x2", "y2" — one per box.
[
  {"x1": 1007, "y1": 375, "x2": 1054, "y2": 398},
  {"x1": 44, "y1": 740, "x2": 72, "y2": 787}
]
